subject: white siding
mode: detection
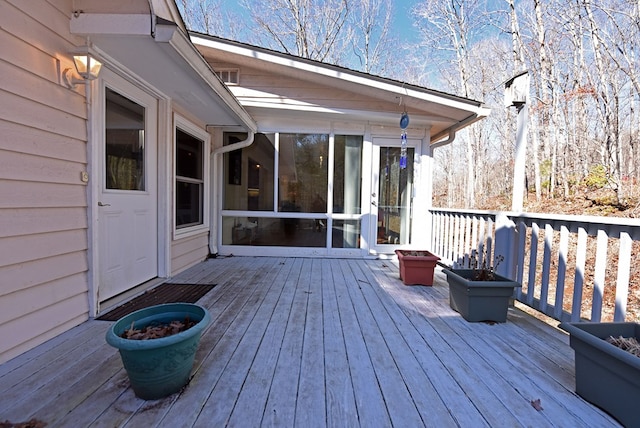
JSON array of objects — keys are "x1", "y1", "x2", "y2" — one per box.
[
  {"x1": 0, "y1": 0, "x2": 90, "y2": 363},
  {"x1": 171, "y1": 232, "x2": 210, "y2": 274},
  {"x1": 207, "y1": 61, "x2": 402, "y2": 114}
]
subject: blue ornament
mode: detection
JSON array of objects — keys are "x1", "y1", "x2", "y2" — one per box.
[{"x1": 400, "y1": 112, "x2": 409, "y2": 129}]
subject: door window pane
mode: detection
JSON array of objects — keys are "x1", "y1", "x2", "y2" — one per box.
[
  {"x1": 105, "y1": 88, "x2": 145, "y2": 190},
  {"x1": 378, "y1": 147, "x2": 414, "y2": 245},
  {"x1": 176, "y1": 128, "x2": 204, "y2": 228}
]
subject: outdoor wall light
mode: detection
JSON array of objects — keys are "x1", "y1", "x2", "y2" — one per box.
[{"x1": 63, "y1": 51, "x2": 102, "y2": 89}]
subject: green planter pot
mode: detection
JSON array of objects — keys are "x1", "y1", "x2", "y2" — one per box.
[
  {"x1": 444, "y1": 269, "x2": 521, "y2": 323},
  {"x1": 105, "y1": 303, "x2": 211, "y2": 400},
  {"x1": 559, "y1": 322, "x2": 640, "y2": 427},
  {"x1": 395, "y1": 250, "x2": 440, "y2": 286}
]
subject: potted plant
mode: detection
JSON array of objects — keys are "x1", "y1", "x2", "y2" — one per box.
[
  {"x1": 559, "y1": 321, "x2": 640, "y2": 427},
  {"x1": 105, "y1": 303, "x2": 211, "y2": 400},
  {"x1": 443, "y1": 252, "x2": 521, "y2": 322},
  {"x1": 395, "y1": 249, "x2": 441, "y2": 286}
]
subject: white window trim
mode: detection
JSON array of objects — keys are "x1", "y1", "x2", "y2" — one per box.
[
  {"x1": 173, "y1": 114, "x2": 211, "y2": 239},
  {"x1": 215, "y1": 68, "x2": 240, "y2": 85}
]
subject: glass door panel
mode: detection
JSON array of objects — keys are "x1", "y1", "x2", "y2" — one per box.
[
  {"x1": 105, "y1": 88, "x2": 145, "y2": 191},
  {"x1": 372, "y1": 144, "x2": 414, "y2": 251}
]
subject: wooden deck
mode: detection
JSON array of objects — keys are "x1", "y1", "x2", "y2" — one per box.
[{"x1": 0, "y1": 256, "x2": 620, "y2": 427}]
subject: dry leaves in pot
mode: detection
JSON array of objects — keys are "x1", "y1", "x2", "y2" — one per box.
[{"x1": 120, "y1": 316, "x2": 196, "y2": 340}]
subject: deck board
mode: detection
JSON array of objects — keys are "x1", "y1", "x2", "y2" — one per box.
[
  {"x1": 333, "y1": 260, "x2": 392, "y2": 427},
  {"x1": 0, "y1": 256, "x2": 621, "y2": 427},
  {"x1": 321, "y1": 259, "x2": 359, "y2": 428},
  {"x1": 294, "y1": 259, "x2": 327, "y2": 428}
]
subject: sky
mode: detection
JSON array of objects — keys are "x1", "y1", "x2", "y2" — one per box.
[
  {"x1": 392, "y1": 0, "x2": 421, "y2": 44},
  {"x1": 221, "y1": 0, "x2": 423, "y2": 45}
]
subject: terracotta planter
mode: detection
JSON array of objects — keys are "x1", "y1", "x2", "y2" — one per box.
[
  {"x1": 105, "y1": 303, "x2": 211, "y2": 400},
  {"x1": 559, "y1": 322, "x2": 640, "y2": 427},
  {"x1": 444, "y1": 268, "x2": 521, "y2": 322},
  {"x1": 395, "y1": 250, "x2": 440, "y2": 286}
]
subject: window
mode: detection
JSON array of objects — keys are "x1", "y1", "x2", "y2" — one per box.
[
  {"x1": 215, "y1": 69, "x2": 239, "y2": 84},
  {"x1": 105, "y1": 88, "x2": 146, "y2": 190},
  {"x1": 278, "y1": 133, "x2": 329, "y2": 213},
  {"x1": 175, "y1": 117, "x2": 209, "y2": 232},
  {"x1": 223, "y1": 133, "x2": 275, "y2": 211},
  {"x1": 221, "y1": 132, "x2": 363, "y2": 249}
]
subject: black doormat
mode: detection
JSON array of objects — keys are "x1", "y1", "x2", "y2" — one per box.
[{"x1": 97, "y1": 283, "x2": 216, "y2": 321}]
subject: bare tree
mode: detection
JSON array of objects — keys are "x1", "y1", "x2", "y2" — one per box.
[
  {"x1": 412, "y1": 0, "x2": 494, "y2": 208},
  {"x1": 239, "y1": 0, "x2": 350, "y2": 64},
  {"x1": 177, "y1": 0, "x2": 222, "y2": 34},
  {"x1": 178, "y1": 0, "x2": 640, "y2": 212},
  {"x1": 347, "y1": 0, "x2": 395, "y2": 75}
]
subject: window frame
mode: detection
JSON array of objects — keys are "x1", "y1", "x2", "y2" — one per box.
[
  {"x1": 215, "y1": 68, "x2": 240, "y2": 85},
  {"x1": 173, "y1": 114, "x2": 210, "y2": 238}
]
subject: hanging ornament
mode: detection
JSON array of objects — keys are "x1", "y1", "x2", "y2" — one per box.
[
  {"x1": 399, "y1": 111, "x2": 409, "y2": 169},
  {"x1": 400, "y1": 111, "x2": 410, "y2": 129}
]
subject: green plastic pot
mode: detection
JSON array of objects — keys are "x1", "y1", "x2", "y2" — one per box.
[{"x1": 105, "y1": 303, "x2": 211, "y2": 400}]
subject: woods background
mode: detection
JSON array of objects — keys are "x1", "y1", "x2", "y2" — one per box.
[{"x1": 179, "y1": 0, "x2": 640, "y2": 217}]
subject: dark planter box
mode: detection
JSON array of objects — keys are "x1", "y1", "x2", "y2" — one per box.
[
  {"x1": 559, "y1": 322, "x2": 640, "y2": 427},
  {"x1": 444, "y1": 269, "x2": 521, "y2": 323},
  {"x1": 395, "y1": 250, "x2": 440, "y2": 286}
]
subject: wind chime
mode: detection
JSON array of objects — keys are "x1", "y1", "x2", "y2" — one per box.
[{"x1": 399, "y1": 110, "x2": 409, "y2": 169}]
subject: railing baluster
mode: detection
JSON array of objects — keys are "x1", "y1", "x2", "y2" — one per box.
[
  {"x1": 478, "y1": 217, "x2": 486, "y2": 253},
  {"x1": 571, "y1": 227, "x2": 587, "y2": 322},
  {"x1": 527, "y1": 223, "x2": 539, "y2": 307},
  {"x1": 515, "y1": 221, "x2": 527, "y2": 301},
  {"x1": 539, "y1": 223, "x2": 554, "y2": 313},
  {"x1": 614, "y1": 232, "x2": 632, "y2": 322},
  {"x1": 453, "y1": 214, "x2": 460, "y2": 266},
  {"x1": 437, "y1": 212, "x2": 444, "y2": 256},
  {"x1": 554, "y1": 225, "x2": 569, "y2": 320},
  {"x1": 471, "y1": 216, "x2": 478, "y2": 265},
  {"x1": 485, "y1": 219, "x2": 494, "y2": 268},
  {"x1": 464, "y1": 214, "x2": 475, "y2": 265},
  {"x1": 591, "y1": 229, "x2": 608, "y2": 322}
]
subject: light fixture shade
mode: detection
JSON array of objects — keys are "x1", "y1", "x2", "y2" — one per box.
[{"x1": 73, "y1": 54, "x2": 102, "y2": 80}]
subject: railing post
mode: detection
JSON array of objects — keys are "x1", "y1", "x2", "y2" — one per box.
[{"x1": 494, "y1": 213, "x2": 517, "y2": 280}]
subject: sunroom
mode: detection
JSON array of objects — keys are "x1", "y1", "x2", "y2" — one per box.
[{"x1": 193, "y1": 35, "x2": 491, "y2": 258}]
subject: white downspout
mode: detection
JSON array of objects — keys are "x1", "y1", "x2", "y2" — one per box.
[
  {"x1": 430, "y1": 129, "x2": 457, "y2": 149},
  {"x1": 208, "y1": 131, "x2": 255, "y2": 255},
  {"x1": 147, "y1": 0, "x2": 156, "y2": 37}
]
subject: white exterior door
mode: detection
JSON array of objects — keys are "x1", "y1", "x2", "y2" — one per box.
[
  {"x1": 98, "y1": 79, "x2": 158, "y2": 301},
  {"x1": 370, "y1": 138, "x2": 417, "y2": 255}
]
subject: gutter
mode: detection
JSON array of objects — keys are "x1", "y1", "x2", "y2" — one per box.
[
  {"x1": 208, "y1": 131, "x2": 256, "y2": 255},
  {"x1": 430, "y1": 109, "x2": 488, "y2": 149}
]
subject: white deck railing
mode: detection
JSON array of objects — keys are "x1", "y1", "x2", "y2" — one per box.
[{"x1": 429, "y1": 208, "x2": 640, "y2": 323}]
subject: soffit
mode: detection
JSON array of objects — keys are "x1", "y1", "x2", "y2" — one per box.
[
  {"x1": 70, "y1": 13, "x2": 255, "y2": 130},
  {"x1": 191, "y1": 34, "x2": 490, "y2": 139}
]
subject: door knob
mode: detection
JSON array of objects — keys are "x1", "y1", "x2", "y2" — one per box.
[
  {"x1": 98, "y1": 201, "x2": 111, "y2": 206},
  {"x1": 372, "y1": 201, "x2": 377, "y2": 207}
]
